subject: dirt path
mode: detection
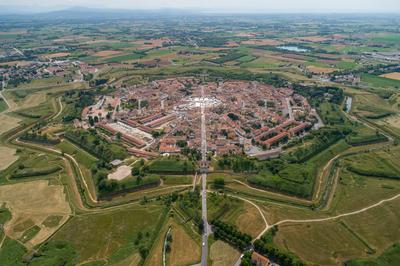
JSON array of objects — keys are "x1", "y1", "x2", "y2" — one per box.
[
  {"x1": 15, "y1": 139, "x2": 98, "y2": 203},
  {"x1": 0, "y1": 233, "x2": 6, "y2": 249},
  {"x1": 226, "y1": 194, "x2": 269, "y2": 241},
  {"x1": 51, "y1": 97, "x2": 63, "y2": 120},
  {"x1": 314, "y1": 153, "x2": 340, "y2": 201},
  {"x1": 272, "y1": 192, "x2": 400, "y2": 227}
]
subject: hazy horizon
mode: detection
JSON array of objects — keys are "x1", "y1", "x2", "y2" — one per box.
[{"x1": 1, "y1": 0, "x2": 400, "y2": 14}]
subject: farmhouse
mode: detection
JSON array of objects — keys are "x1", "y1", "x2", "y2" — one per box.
[{"x1": 251, "y1": 252, "x2": 272, "y2": 266}]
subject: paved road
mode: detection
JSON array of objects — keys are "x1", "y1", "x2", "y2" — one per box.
[
  {"x1": 285, "y1": 97, "x2": 294, "y2": 120},
  {"x1": 200, "y1": 85, "x2": 210, "y2": 266}
]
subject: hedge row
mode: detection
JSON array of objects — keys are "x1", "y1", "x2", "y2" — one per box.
[{"x1": 11, "y1": 166, "x2": 62, "y2": 178}]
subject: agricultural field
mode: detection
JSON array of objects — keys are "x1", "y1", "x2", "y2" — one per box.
[{"x1": 0, "y1": 180, "x2": 71, "y2": 248}]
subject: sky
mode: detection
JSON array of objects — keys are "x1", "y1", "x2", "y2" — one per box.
[{"x1": 1, "y1": 0, "x2": 400, "y2": 13}]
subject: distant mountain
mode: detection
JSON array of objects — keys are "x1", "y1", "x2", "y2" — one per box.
[{"x1": 0, "y1": 6, "x2": 200, "y2": 19}]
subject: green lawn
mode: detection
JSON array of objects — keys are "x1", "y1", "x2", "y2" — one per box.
[
  {"x1": 148, "y1": 157, "x2": 195, "y2": 173},
  {"x1": 57, "y1": 140, "x2": 98, "y2": 169},
  {"x1": 163, "y1": 175, "x2": 193, "y2": 185}
]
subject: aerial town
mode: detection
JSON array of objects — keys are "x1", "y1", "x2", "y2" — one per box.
[{"x1": 79, "y1": 78, "x2": 318, "y2": 162}]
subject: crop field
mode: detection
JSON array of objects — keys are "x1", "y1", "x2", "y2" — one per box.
[
  {"x1": 0, "y1": 180, "x2": 71, "y2": 248},
  {"x1": 52, "y1": 204, "x2": 166, "y2": 264},
  {"x1": 0, "y1": 113, "x2": 21, "y2": 135},
  {"x1": 361, "y1": 74, "x2": 400, "y2": 89},
  {"x1": 307, "y1": 65, "x2": 337, "y2": 74},
  {"x1": 380, "y1": 72, "x2": 400, "y2": 81},
  {"x1": 94, "y1": 50, "x2": 122, "y2": 57}
]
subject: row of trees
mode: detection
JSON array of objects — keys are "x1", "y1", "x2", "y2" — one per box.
[
  {"x1": 287, "y1": 127, "x2": 347, "y2": 163},
  {"x1": 65, "y1": 129, "x2": 127, "y2": 162},
  {"x1": 211, "y1": 220, "x2": 252, "y2": 251},
  {"x1": 177, "y1": 189, "x2": 203, "y2": 232},
  {"x1": 62, "y1": 90, "x2": 95, "y2": 122},
  {"x1": 20, "y1": 132, "x2": 60, "y2": 145},
  {"x1": 217, "y1": 155, "x2": 256, "y2": 173},
  {"x1": 254, "y1": 227, "x2": 306, "y2": 266}
]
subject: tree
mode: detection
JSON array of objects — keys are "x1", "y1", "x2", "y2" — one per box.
[
  {"x1": 214, "y1": 178, "x2": 225, "y2": 189},
  {"x1": 139, "y1": 246, "x2": 149, "y2": 259},
  {"x1": 88, "y1": 116, "x2": 94, "y2": 126},
  {"x1": 132, "y1": 166, "x2": 140, "y2": 176}
]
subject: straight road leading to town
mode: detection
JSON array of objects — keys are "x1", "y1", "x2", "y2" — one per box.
[{"x1": 200, "y1": 85, "x2": 210, "y2": 266}]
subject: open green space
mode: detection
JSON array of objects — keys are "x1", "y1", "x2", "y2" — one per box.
[{"x1": 52, "y1": 204, "x2": 167, "y2": 264}]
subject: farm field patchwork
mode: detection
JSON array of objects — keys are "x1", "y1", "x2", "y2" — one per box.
[{"x1": 0, "y1": 180, "x2": 71, "y2": 248}]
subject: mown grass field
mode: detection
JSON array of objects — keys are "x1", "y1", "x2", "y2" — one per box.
[
  {"x1": 168, "y1": 219, "x2": 201, "y2": 266},
  {"x1": 208, "y1": 193, "x2": 265, "y2": 238},
  {"x1": 209, "y1": 240, "x2": 240, "y2": 266},
  {"x1": 274, "y1": 220, "x2": 369, "y2": 265},
  {"x1": 52, "y1": 204, "x2": 166, "y2": 264},
  {"x1": 162, "y1": 175, "x2": 193, "y2": 185},
  {"x1": 347, "y1": 242, "x2": 400, "y2": 266},
  {"x1": 147, "y1": 157, "x2": 195, "y2": 173}
]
